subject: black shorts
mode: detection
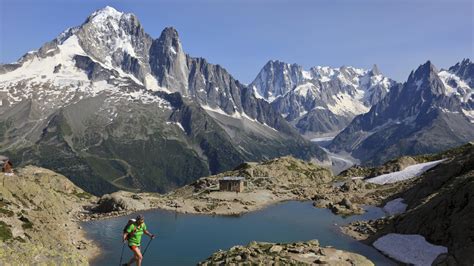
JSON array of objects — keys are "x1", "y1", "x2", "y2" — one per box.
[{"x1": 128, "y1": 245, "x2": 141, "y2": 251}]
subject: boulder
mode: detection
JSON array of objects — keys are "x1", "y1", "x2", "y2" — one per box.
[
  {"x1": 340, "y1": 198, "x2": 354, "y2": 210},
  {"x1": 93, "y1": 192, "x2": 144, "y2": 213},
  {"x1": 313, "y1": 199, "x2": 332, "y2": 208},
  {"x1": 340, "y1": 180, "x2": 365, "y2": 192},
  {"x1": 269, "y1": 245, "x2": 283, "y2": 253}
]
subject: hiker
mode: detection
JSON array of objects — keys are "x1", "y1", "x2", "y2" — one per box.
[
  {"x1": 1, "y1": 158, "x2": 13, "y2": 176},
  {"x1": 122, "y1": 214, "x2": 155, "y2": 266}
]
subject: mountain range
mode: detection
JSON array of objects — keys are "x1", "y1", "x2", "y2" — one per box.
[
  {"x1": 0, "y1": 6, "x2": 472, "y2": 194},
  {"x1": 0, "y1": 6, "x2": 326, "y2": 195},
  {"x1": 329, "y1": 60, "x2": 474, "y2": 165},
  {"x1": 250, "y1": 60, "x2": 395, "y2": 137}
]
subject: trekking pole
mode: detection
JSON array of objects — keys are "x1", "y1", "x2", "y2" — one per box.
[
  {"x1": 142, "y1": 238, "x2": 153, "y2": 257},
  {"x1": 119, "y1": 242, "x2": 125, "y2": 266}
]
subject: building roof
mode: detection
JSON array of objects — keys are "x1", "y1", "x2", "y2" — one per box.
[{"x1": 220, "y1": 176, "x2": 245, "y2": 181}]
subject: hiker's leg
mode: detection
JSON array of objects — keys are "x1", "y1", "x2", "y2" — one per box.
[
  {"x1": 135, "y1": 247, "x2": 143, "y2": 266},
  {"x1": 127, "y1": 246, "x2": 138, "y2": 265}
]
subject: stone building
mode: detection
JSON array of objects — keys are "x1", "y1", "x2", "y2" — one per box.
[{"x1": 218, "y1": 176, "x2": 245, "y2": 192}]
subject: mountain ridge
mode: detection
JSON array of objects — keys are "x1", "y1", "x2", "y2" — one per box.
[
  {"x1": 250, "y1": 59, "x2": 395, "y2": 136},
  {"x1": 329, "y1": 60, "x2": 474, "y2": 165}
]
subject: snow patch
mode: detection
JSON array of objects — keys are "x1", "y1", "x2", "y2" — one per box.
[
  {"x1": 310, "y1": 136, "x2": 335, "y2": 142},
  {"x1": 166, "y1": 121, "x2": 185, "y2": 132},
  {"x1": 327, "y1": 92, "x2": 369, "y2": 116},
  {"x1": 294, "y1": 83, "x2": 318, "y2": 97},
  {"x1": 383, "y1": 198, "x2": 407, "y2": 215},
  {"x1": 438, "y1": 70, "x2": 472, "y2": 102},
  {"x1": 366, "y1": 159, "x2": 445, "y2": 185},
  {"x1": 302, "y1": 70, "x2": 312, "y2": 80},
  {"x1": 0, "y1": 35, "x2": 89, "y2": 88},
  {"x1": 415, "y1": 79, "x2": 423, "y2": 90},
  {"x1": 169, "y1": 46, "x2": 177, "y2": 55},
  {"x1": 252, "y1": 86, "x2": 266, "y2": 100},
  {"x1": 462, "y1": 109, "x2": 474, "y2": 123},
  {"x1": 373, "y1": 234, "x2": 448, "y2": 265},
  {"x1": 145, "y1": 74, "x2": 170, "y2": 93},
  {"x1": 202, "y1": 104, "x2": 278, "y2": 131},
  {"x1": 440, "y1": 108, "x2": 459, "y2": 114},
  {"x1": 201, "y1": 104, "x2": 229, "y2": 116}
]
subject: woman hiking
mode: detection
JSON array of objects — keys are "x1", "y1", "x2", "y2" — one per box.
[{"x1": 122, "y1": 214, "x2": 155, "y2": 266}]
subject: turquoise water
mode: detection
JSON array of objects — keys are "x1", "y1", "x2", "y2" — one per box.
[{"x1": 84, "y1": 201, "x2": 394, "y2": 265}]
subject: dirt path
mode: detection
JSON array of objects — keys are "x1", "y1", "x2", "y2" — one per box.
[{"x1": 64, "y1": 135, "x2": 140, "y2": 192}]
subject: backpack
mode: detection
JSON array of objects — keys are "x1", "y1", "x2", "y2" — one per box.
[{"x1": 123, "y1": 219, "x2": 137, "y2": 238}]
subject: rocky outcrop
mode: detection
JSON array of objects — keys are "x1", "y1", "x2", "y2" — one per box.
[
  {"x1": 338, "y1": 143, "x2": 473, "y2": 179},
  {"x1": 93, "y1": 192, "x2": 145, "y2": 213},
  {"x1": 390, "y1": 143, "x2": 474, "y2": 265},
  {"x1": 340, "y1": 143, "x2": 474, "y2": 265},
  {"x1": 339, "y1": 156, "x2": 418, "y2": 178},
  {"x1": 198, "y1": 240, "x2": 374, "y2": 265},
  {"x1": 0, "y1": 166, "x2": 98, "y2": 264}
]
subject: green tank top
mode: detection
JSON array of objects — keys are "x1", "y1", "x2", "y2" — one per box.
[{"x1": 126, "y1": 223, "x2": 147, "y2": 247}]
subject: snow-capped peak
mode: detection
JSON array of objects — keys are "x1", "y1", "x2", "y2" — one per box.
[
  {"x1": 249, "y1": 60, "x2": 396, "y2": 134},
  {"x1": 438, "y1": 71, "x2": 471, "y2": 99},
  {"x1": 88, "y1": 6, "x2": 124, "y2": 23}
]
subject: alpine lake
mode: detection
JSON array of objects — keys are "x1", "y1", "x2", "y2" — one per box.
[{"x1": 84, "y1": 201, "x2": 395, "y2": 265}]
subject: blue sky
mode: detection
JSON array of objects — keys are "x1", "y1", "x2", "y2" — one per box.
[{"x1": 0, "y1": 0, "x2": 472, "y2": 83}]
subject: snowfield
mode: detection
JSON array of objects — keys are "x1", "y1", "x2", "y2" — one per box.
[
  {"x1": 366, "y1": 159, "x2": 445, "y2": 185},
  {"x1": 383, "y1": 198, "x2": 407, "y2": 215},
  {"x1": 373, "y1": 234, "x2": 448, "y2": 265}
]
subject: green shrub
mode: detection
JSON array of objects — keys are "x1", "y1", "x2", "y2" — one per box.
[
  {"x1": 0, "y1": 221, "x2": 12, "y2": 241},
  {"x1": 19, "y1": 216, "x2": 33, "y2": 230},
  {"x1": 0, "y1": 208, "x2": 14, "y2": 217}
]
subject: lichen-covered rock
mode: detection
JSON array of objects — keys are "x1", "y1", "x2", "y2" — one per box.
[{"x1": 198, "y1": 240, "x2": 373, "y2": 266}]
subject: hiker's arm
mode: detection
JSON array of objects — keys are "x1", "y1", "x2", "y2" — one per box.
[
  {"x1": 122, "y1": 233, "x2": 128, "y2": 242},
  {"x1": 144, "y1": 230, "x2": 155, "y2": 238}
]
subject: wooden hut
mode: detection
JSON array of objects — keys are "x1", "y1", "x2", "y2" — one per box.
[{"x1": 218, "y1": 176, "x2": 245, "y2": 192}]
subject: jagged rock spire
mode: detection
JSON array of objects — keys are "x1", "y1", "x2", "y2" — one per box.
[
  {"x1": 370, "y1": 64, "x2": 380, "y2": 76},
  {"x1": 149, "y1": 27, "x2": 189, "y2": 94}
]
